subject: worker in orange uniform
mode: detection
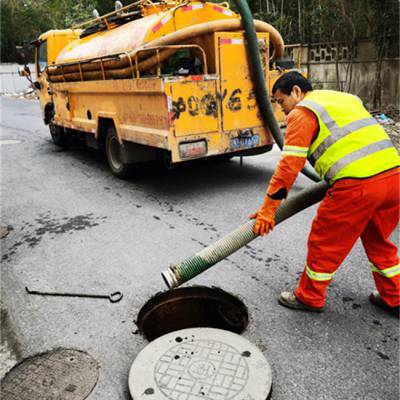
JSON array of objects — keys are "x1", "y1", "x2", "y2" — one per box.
[{"x1": 251, "y1": 71, "x2": 399, "y2": 316}]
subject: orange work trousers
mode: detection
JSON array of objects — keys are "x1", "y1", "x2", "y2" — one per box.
[{"x1": 295, "y1": 168, "x2": 400, "y2": 308}]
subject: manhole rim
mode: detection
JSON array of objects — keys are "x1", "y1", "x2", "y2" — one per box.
[{"x1": 137, "y1": 285, "x2": 249, "y2": 341}]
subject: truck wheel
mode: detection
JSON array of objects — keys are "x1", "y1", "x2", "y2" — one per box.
[
  {"x1": 49, "y1": 122, "x2": 67, "y2": 146},
  {"x1": 157, "y1": 149, "x2": 174, "y2": 171},
  {"x1": 105, "y1": 127, "x2": 132, "y2": 178}
]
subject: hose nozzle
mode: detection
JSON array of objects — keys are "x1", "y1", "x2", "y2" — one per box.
[{"x1": 161, "y1": 266, "x2": 180, "y2": 289}]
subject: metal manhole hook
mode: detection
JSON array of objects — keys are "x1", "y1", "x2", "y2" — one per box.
[
  {"x1": 25, "y1": 286, "x2": 123, "y2": 303},
  {"x1": 109, "y1": 291, "x2": 123, "y2": 303}
]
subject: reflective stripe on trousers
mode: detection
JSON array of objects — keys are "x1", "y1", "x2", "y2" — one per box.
[
  {"x1": 294, "y1": 170, "x2": 400, "y2": 308},
  {"x1": 305, "y1": 265, "x2": 335, "y2": 281},
  {"x1": 370, "y1": 262, "x2": 400, "y2": 278}
]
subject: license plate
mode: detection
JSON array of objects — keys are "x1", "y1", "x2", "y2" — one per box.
[{"x1": 230, "y1": 134, "x2": 260, "y2": 150}]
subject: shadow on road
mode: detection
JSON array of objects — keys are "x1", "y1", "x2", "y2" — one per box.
[{"x1": 39, "y1": 138, "x2": 278, "y2": 198}]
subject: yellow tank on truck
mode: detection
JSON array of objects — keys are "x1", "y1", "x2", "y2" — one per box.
[
  {"x1": 47, "y1": 2, "x2": 284, "y2": 82},
  {"x1": 56, "y1": 3, "x2": 283, "y2": 63}
]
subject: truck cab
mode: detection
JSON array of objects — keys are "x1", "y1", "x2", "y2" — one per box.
[{"x1": 32, "y1": 30, "x2": 81, "y2": 125}]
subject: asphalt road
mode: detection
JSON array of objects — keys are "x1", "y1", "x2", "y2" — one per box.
[{"x1": 1, "y1": 96, "x2": 399, "y2": 399}]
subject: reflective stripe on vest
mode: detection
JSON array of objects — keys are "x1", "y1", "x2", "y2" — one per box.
[
  {"x1": 325, "y1": 139, "x2": 393, "y2": 181},
  {"x1": 370, "y1": 262, "x2": 400, "y2": 278},
  {"x1": 300, "y1": 99, "x2": 379, "y2": 163},
  {"x1": 306, "y1": 265, "x2": 335, "y2": 281},
  {"x1": 297, "y1": 91, "x2": 399, "y2": 183}
]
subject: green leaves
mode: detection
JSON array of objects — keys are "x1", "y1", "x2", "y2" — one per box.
[
  {"x1": 246, "y1": 0, "x2": 398, "y2": 45},
  {"x1": 3, "y1": 0, "x2": 398, "y2": 63},
  {"x1": 1, "y1": 0, "x2": 115, "y2": 62}
]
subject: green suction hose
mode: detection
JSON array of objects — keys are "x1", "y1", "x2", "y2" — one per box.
[
  {"x1": 161, "y1": 180, "x2": 328, "y2": 288},
  {"x1": 232, "y1": 0, "x2": 320, "y2": 183}
]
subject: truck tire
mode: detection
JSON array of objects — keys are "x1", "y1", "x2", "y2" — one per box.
[
  {"x1": 105, "y1": 126, "x2": 132, "y2": 178},
  {"x1": 157, "y1": 149, "x2": 174, "y2": 171},
  {"x1": 49, "y1": 122, "x2": 67, "y2": 146}
]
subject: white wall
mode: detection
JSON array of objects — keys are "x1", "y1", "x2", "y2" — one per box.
[
  {"x1": 307, "y1": 60, "x2": 399, "y2": 109},
  {"x1": 288, "y1": 40, "x2": 399, "y2": 109},
  {"x1": 0, "y1": 63, "x2": 36, "y2": 93}
]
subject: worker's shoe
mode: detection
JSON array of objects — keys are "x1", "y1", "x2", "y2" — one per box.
[
  {"x1": 279, "y1": 291, "x2": 324, "y2": 313},
  {"x1": 369, "y1": 291, "x2": 399, "y2": 318}
]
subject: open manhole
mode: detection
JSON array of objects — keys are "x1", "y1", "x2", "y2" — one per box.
[
  {"x1": 1, "y1": 348, "x2": 99, "y2": 400},
  {"x1": 129, "y1": 327, "x2": 272, "y2": 399},
  {"x1": 137, "y1": 286, "x2": 249, "y2": 341}
]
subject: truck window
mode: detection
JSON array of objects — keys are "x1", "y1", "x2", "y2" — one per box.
[{"x1": 37, "y1": 40, "x2": 48, "y2": 75}]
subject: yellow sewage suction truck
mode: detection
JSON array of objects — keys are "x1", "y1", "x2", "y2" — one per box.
[{"x1": 19, "y1": 0, "x2": 288, "y2": 178}]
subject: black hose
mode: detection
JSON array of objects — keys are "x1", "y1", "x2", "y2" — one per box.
[{"x1": 232, "y1": 0, "x2": 321, "y2": 182}]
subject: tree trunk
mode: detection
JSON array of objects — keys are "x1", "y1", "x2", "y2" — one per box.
[
  {"x1": 298, "y1": 0, "x2": 302, "y2": 41},
  {"x1": 339, "y1": 0, "x2": 356, "y2": 92},
  {"x1": 373, "y1": 35, "x2": 387, "y2": 109},
  {"x1": 335, "y1": 47, "x2": 341, "y2": 91}
]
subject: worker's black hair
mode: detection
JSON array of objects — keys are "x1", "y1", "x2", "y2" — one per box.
[{"x1": 272, "y1": 71, "x2": 313, "y2": 95}]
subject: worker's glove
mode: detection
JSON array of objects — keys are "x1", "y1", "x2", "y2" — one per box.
[{"x1": 249, "y1": 197, "x2": 281, "y2": 237}]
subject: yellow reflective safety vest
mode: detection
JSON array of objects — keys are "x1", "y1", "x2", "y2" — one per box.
[{"x1": 297, "y1": 90, "x2": 399, "y2": 184}]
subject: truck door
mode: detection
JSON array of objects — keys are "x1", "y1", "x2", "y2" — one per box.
[
  {"x1": 35, "y1": 40, "x2": 52, "y2": 119},
  {"x1": 215, "y1": 32, "x2": 269, "y2": 132},
  {"x1": 169, "y1": 77, "x2": 219, "y2": 137}
]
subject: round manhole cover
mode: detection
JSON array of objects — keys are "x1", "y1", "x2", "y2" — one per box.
[
  {"x1": 1, "y1": 348, "x2": 99, "y2": 400},
  {"x1": 129, "y1": 328, "x2": 272, "y2": 399}
]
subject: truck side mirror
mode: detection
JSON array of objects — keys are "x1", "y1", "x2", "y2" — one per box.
[
  {"x1": 16, "y1": 46, "x2": 28, "y2": 65},
  {"x1": 18, "y1": 65, "x2": 31, "y2": 78}
]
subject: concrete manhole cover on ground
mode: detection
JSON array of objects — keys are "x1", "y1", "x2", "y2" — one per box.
[
  {"x1": 129, "y1": 328, "x2": 272, "y2": 400},
  {"x1": 1, "y1": 348, "x2": 99, "y2": 400}
]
